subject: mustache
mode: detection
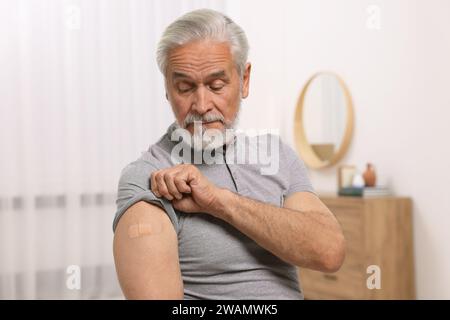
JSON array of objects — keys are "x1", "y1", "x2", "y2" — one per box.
[{"x1": 182, "y1": 112, "x2": 225, "y2": 128}]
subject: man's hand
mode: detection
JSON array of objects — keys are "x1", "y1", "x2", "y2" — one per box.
[{"x1": 150, "y1": 164, "x2": 223, "y2": 214}]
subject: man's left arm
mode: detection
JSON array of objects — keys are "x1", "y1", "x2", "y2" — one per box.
[{"x1": 214, "y1": 190, "x2": 346, "y2": 272}]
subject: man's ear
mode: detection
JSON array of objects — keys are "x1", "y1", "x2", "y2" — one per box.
[{"x1": 241, "y1": 62, "x2": 251, "y2": 99}]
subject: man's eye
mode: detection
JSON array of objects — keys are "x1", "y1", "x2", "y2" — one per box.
[
  {"x1": 177, "y1": 83, "x2": 193, "y2": 93},
  {"x1": 209, "y1": 82, "x2": 225, "y2": 91}
]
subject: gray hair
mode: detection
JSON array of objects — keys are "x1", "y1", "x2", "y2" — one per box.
[{"x1": 156, "y1": 9, "x2": 249, "y2": 78}]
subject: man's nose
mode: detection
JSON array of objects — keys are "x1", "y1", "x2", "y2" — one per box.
[{"x1": 191, "y1": 86, "x2": 213, "y2": 115}]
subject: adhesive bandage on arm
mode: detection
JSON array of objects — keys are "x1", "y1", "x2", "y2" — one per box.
[{"x1": 127, "y1": 221, "x2": 163, "y2": 239}]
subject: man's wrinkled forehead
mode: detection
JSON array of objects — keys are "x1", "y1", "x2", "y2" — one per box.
[
  {"x1": 166, "y1": 41, "x2": 235, "y2": 79},
  {"x1": 171, "y1": 69, "x2": 230, "y2": 83}
]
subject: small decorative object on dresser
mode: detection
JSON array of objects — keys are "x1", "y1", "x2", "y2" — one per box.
[
  {"x1": 338, "y1": 165, "x2": 357, "y2": 189},
  {"x1": 363, "y1": 163, "x2": 377, "y2": 187},
  {"x1": 298, "y1": 195, "x2": 415, "y2": 299},
  {"x1": 351, "y1": 173, "x2": 365, "y2": 188}
]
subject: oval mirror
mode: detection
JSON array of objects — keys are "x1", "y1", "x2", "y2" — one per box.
[{"x1": 293, "y1": 72, "x2": 354, "y2": 169}]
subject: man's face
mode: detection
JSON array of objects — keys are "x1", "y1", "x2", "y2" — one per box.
[{"x1": 165, "y1": 40, "x2": 251, "y2": 135}]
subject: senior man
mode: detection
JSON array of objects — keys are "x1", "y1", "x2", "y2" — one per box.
[{"x1": 113, "y1": 9, "x2": 345, "y2": 300}]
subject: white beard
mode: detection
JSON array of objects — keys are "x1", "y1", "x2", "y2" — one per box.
[{"x1": 174, "y1": 107, "x2": 240, "y2": 152}]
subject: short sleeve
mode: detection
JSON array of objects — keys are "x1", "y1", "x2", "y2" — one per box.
[
  {"x1": 282, "y1": 142, "x2": 316, "y2": 197},
  {"x1": 112, "y1": 160, "x2": 179, "y2": 233}
]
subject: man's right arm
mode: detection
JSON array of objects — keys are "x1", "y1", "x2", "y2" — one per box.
[{"x1": 113, "y1": 201, "x2": 184, "y2": 299}]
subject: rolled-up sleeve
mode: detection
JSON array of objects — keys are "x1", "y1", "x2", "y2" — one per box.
[{"x1": 112, "y1": 160, "x2": 179, "y2": 233}]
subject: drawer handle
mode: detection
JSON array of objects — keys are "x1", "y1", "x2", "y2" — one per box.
[{"x1": 323, "y1": 274, "x2": 338, "y2": 281}]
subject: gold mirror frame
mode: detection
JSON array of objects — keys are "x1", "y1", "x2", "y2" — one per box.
[{"x1": 293, "y1": 72, "x2": 354, "y2": 169}]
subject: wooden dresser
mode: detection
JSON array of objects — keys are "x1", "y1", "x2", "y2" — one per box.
[{"x1": 298, "y1": 195, "x2": 415, "y2": 299}]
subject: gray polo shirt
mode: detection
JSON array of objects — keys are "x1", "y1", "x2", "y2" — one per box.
[{"x1": 113, "y1": 123, "x2": 315, "y2": 300}]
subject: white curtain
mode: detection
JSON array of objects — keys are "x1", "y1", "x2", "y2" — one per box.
[{"x1": 0, "y1": 0, "x2": 226, "y2": 299}]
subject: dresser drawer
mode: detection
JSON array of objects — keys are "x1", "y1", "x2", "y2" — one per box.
[
  {"x1": 299, "y1": 265, "x2": 366, "y2": 299},
  {"x1": 301, "y1": 196, "x2": 415, "y2": 299}
]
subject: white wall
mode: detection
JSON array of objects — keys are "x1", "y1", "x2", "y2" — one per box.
[{"x1": 225, "y1": 0, "x2": 450, "y2": 299}]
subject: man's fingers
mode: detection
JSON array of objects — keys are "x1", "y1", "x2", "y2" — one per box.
[
  {"x1": 150, "y1": 165, "x2": 196, "y2": 201},
  {"x1": 150, "y1": 172, "x2": 161, "y2": 197},
  {"x1": 172, "y1": 196, "x2": 198, "y2": 213},
  {"x1": 174, "y1": 173, "x2": 192, "y2": 194},
  {"x1": 155, "y1": 172, "x2": 173, "y2": 200},
  {"x1": 164, "y1": 172, "x2": 183, "y2": 200}
]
